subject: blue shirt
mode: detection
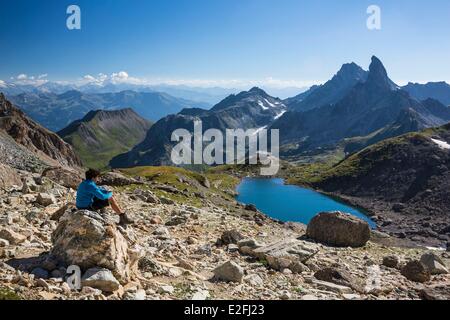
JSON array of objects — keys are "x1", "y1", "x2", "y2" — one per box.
[{"x1": 76, "y1": 180, "x2": 113, "y2": 209}]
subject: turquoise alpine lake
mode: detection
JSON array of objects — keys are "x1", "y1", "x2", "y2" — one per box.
[{"x1": 236, "y1": 178, "x2": 376, "y2": 228}]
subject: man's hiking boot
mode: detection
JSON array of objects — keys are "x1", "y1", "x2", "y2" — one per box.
[{"x1": 119, "y1": 212, "x2": 135, "y2": 226}]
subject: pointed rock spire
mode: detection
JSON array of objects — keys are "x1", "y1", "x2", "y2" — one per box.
[{"x1": 366, "y1": 56, "x2": 398, "y2": 90}]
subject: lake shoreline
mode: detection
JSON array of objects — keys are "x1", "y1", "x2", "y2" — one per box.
[
  {"x1": 236, "y1": 177, "x2": 376, "y2": 228},
  {"x1": 240, "y1": 175, "x2": 442, "y2": 249}
]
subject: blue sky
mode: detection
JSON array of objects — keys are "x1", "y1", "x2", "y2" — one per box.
[{"x1": 1, "y1": 0, "x2": 450, "y2": 87}]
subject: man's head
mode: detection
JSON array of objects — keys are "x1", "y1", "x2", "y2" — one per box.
[{"x1": 85, "y1": 169, "x2": 101, "y2": 182}]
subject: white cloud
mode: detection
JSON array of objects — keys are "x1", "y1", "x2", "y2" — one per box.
[
  {"x1": 139, "y1": 77, "x2": 321, "y2": 89},
  {"x1": 11, "y1": 73, "x2": 49, "y2": 86},
  {"x1": 0, "y1": 80, "x2": 6, "y2": 88},
  {"x1": 4, "y1": 70, "x2": 323, "y2": 91}
]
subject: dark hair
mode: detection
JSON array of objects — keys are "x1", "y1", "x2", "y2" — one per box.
[{"x1": 85, "y1": 169, "x2": 101, "y2": 180}]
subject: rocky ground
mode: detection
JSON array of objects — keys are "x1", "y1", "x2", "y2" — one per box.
[{"x1": 0, "y1": 168, "x2": 449, "y2": 301}]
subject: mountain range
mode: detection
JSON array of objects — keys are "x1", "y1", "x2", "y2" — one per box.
[
  {"x1": 58, "y1": 109, "x2": 152, "y2": 169},
  {"x1": 4, "y1": 55, "x2": 450, "y2": 170},
  {"x1": 403, "y1": 82, "x2": 450, "y2": 106},
  {"x1": 271, "y1": 56, "x2": 450, "y2": 160},
  {"x1": 110, "y1": 87, "x2": 287, "y2": 167},
  {"x1": 106, "y1": 56, "x2": 450, "y2": 168},
  {"x1": 7, "y1": 90, "x2": 207, "y2": 132}
]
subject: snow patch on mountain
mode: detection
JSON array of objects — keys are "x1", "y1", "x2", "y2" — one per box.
[
  {"x1": 431, "y1": 138, "x2": 450, "y2": 150},
  {"x1": 274, "y1": 110, "x2": 286, "y2": 120},
  {"x1": 257, "y1": 100, "x2": 269, "y2": 110}
]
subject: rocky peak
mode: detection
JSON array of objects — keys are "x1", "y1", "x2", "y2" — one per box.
[
  {"x1": 248, "y1": 87, "x2": 268, "y2": 96},
  {"x1": 335, "y1": 62, "x2": 368, "y2": 83},
  {"x1": 366, "y1": 56, "x2": 398, "y2": 91}
]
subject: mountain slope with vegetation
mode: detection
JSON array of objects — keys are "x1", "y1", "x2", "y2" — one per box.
[
  {"x1": 58, "y1": 109, "x2": 152, "y2": 169},
  {"x1": 110, "y1": 87, "x2": 287, "y2": 168},
  {"x1": 288, "y1": 123, "x2": 450, "y2": 247}
]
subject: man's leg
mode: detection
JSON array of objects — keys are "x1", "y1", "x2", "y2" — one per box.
[
  {"x1": 109, "y1": 197, "x2": 123, "y2": 215},
  {"x1": 109, "y1": 197, "x2": 135, "y2": 225}
]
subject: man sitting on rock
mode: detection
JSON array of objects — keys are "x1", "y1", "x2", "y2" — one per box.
[{"x1": 76, "y1": 169, "x2": 135, "y2": 226}]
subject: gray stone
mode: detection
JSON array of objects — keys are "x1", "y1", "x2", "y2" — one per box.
[
  {"x1": 165, "y1": 216, "x2": 188, "y2": 226},
  {"x1": 191, "y1": 289, "x2": 210, "y2": 300},
  {"x1": 306, "y1": 211, "x2": 371, "y2": 248},
  {"x1": 36, "y1": 193, "x2": 56, "y2": 207},
  {"x1": 123, "y1": 289, "x2": 146, "y2": 300},
  {"x1": 158, "y1": 285, "x2": 175, "y2": 294},
  {"x1": 401, "y1": 260, "x2": 431, "y2": 283},
  {"x1": 244, "y1": 274, "x2": 264, "y2": 287},
  {"x1": 382, "y1": 255, "x2": 400, "y2": 269},
  {"x1": 196, "y1": 244, "x2": 212, "y2": 256},
  {"x1": 213, "y1": 261, "x2": 244, "y2": 283},
  {"x1": 81, "y1": 268, "x2": 120, "y2": 293},
  {"x1": 250, "y1": 238, "x2": 319, "y2": 272},
  {"x1": 310, "y1": 279, "x2": 353, "y2": 294},
  {"x1": 314, "y1": 267, "x2": 364, "y2": 292},
  {"x1": 220, "y1": 230, "x2": 244, "y2": 245},
  {"x1": 420, "y1": 252, "x2": 448, "y2": 275}
]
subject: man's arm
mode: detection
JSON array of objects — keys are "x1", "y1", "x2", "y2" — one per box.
[{"x1": 88, "y1": 184, "x2": 113, "y2": 200}]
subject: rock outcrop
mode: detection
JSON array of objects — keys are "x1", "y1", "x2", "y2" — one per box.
[
  {"x1": 0, "y1": 163, "x2": 21, "y2": 189},
  {"x1": 42, "y1": 167, "x2": 82, "y2": 190},
  {"x1": 98, "y1": 171, "x2": 142, "y2": 187},
  {"x1": 0, "y1": 93, "x2": 81, "y2": 168},
  {"x1": 420, "y1": 252, "x2": 449, "y2": 275},
  {"x1": 51, "y1": 210, "x2": 139, "y2": 284},
  {"x1": 306, "y1": 212, "x2": 371, "y2": 247},
  {"x1": 238, "y1": 238, "x2": 319, "y2": 273}
]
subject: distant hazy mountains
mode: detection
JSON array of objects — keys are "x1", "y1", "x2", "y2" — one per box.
[
  {"x1": 58, "y1": 109, "x2": 152, "y2": 169},
  {"x1": 110, "y1": 87, "x2": 287, "y2": 167},
  {"x1": 7, "y1": 90, "x2": 207, "y2": 131},
  {"x1": 272, "y1": 56, "x2": 450, "y2": 159},
  {"x1": 0, "y1": 94, "x2": 81, "y2": 170},
  {"x1": 403, "y1": 82, "x2": 450, "y2": 106}
]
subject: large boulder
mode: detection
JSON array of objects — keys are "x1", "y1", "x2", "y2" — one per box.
[
  {"x1": 401, "y1": 260, "x2": 431, "y2": 283},
  {"x1": 51, "y1": 210, "x2": 139, "y2": 284},
  {"x1": 306, "y1": 212, "x2": 371, "y2": 247},
  {"x1": 98, "y1": 172, "x2": 142, "y2": 187},
  {"x1": 0, "y1": 163, "x2": 21, "y2": 189},
  {"x1": 420, "y1": 252, "x2": 448, "y2": 275},
  {"x1": 42, "y1": 167, "x2": 82, "y2": 190}
]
